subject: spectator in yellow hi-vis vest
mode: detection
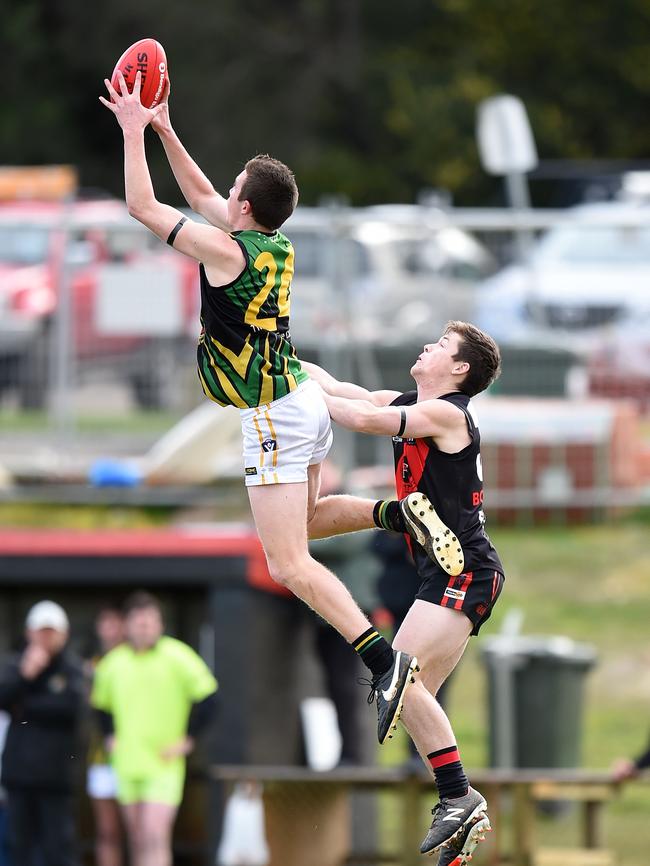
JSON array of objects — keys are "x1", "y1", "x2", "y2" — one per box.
[{"x1": 91, "y1": 592, "x2": 218, "y2": 866}]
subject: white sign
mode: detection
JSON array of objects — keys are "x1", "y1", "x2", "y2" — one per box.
[
  {"x1": 477, "y1": 95, "x2": 538, "y2": 176},
  {"x1": 96, "y1": 263, "x2": 183, "y2": 336}
]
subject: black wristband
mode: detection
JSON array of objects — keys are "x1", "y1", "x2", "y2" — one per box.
[
  {"x1": 166, "y1": 217, "x2": 187, "y2": 247},
  {"x1": 397, "y1": 407, "x2": 407, "y2": 437}
]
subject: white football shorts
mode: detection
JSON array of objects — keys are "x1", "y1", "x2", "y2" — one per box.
[{"x1": 240, "y1": 379, "x2": 333, "y2": 486}]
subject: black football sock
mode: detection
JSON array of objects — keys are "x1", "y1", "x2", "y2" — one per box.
[
  {"x1": 373, "y1": 500, "x2": 406, "y2": 533},
  {"x1": 352, "y1": 627, "x2": 394, "y2": 678},
  {"x1": 428, "y1": 746, "x2": 469, "y2": 800}
]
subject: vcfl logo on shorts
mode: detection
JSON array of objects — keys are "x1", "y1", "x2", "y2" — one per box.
[
  {"x1": 444, "y1": 587, "x2": 467, "y2": 601},
  {"x1": 261, "y1": 438, "x2": 277, "y2": 452}
]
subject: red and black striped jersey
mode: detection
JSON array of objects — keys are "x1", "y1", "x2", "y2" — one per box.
[{"x1": 391, "y1": 390, "x2": 503, "y2": 579}]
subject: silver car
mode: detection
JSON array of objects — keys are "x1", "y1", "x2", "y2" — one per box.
[{"x1": 474, "y1": 201, "x2": 650, "y2": 354}]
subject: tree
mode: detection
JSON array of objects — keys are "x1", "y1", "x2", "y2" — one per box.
[{"x1": 3, "y1": 0, "x2": 650, "y2": 205}]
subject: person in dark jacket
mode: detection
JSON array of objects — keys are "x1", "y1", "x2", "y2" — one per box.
[
  {"x1": 0, "y1": 600, "x2": 85, "y2": 866},
  {"x1": 372, "y1": 531, "x2": 452, "y2": 712},
  {"x1": 371, "y1": 531, "x2": 452, "y2": 768}
]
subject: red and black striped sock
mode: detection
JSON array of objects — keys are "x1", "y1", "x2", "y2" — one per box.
[
  {"x1": 427, "y1": 745, "x2": 469, "y2": 800},
  {"x1": 352, "y1": 627, "x2": 394, "y2": 678}
]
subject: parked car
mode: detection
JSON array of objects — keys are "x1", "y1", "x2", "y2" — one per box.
[
  {"x1": 473, "y1": 201, "x2": 650, "y2": 354},
  {"x1": 0, "y1": 198, "x2": 198, "y2": 409},
  {"x1": 283, "y1": 205, "x2": 496, "y2": 347}
]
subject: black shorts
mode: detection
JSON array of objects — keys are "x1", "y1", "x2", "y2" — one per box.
[{"x1": 416, "y1": 567, "x2": 505, "y2": 636}]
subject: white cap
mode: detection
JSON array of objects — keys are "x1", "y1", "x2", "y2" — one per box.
[{"x1": 25, "y1": 600, "x2": 69, "y2": 632}]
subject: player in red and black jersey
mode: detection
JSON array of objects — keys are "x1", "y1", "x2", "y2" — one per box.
[
  {"x1": 391, "y1": 386, "x2": 503, "y2": 622},
  {"x1": 303, "y1": 321, "x2": 503, "y2": 864}
]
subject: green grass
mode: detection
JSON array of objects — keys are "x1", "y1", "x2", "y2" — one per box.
[
  {"x1": 0, "y1": 503, "x2": 174, "y2": 528},
  {"x1": 0, "y1": 409, "x2": 181, "y2": 434},
  {"x1": 378, "y1": 520, "x2": 650, "y2": 865}
]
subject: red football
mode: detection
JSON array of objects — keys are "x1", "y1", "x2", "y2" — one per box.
[{"x1": 110, "y1": 38, "x2": 168, "y2": 109}]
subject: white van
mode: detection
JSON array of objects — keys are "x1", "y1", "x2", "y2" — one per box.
[{"x1": 474, "y1": 201, "x2": 650, "y2": 354}]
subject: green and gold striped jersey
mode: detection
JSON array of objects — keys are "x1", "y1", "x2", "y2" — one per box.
[{"x1": 196, "y1": 229, "x2": 308, "y2": 408}]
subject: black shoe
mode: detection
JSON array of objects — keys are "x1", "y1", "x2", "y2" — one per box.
[
  {"x1": 420, "y1": 787, "x2": 488, "y2": 855},
  {"x1": 399, "y1": 493, "x2": 464, "y2": 576},
  {"x1": 365, "y1": 650, "x2": 419, "y2": 745},
  {"x1": 434, "y1": 814, "x2": 491, "y2": 864}
]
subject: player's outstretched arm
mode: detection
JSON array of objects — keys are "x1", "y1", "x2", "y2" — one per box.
[
  {"x1": 149, "y1": 79, "x2": 231, "y2": 231},
  {"x1": 301, "y1": 360, "x2": 399, "y2": 406},
  {"x1": 323, "y1": 392, "x2": 468, "y2": 439}
]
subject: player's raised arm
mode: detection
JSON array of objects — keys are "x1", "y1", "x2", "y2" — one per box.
[
  {"x1": 301, "y1": 360, "x2": 400, "y2": 406},
  {"x1": 100, "y1": 72, "x2": 243, "y2": 278},
  {"x1": 150, "y1": 79, "x2": 231, "y2": 231}
]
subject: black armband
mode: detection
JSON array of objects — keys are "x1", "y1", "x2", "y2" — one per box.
[
  {"x1": 95, "y1": 709, "x2": 114, "y2": 737},
  {"x1": 397, "y1": 407, "x2": 407, "y2": 437},
  {"x1": 166, "y1": 217, "x2": 187, "y2": 247}
]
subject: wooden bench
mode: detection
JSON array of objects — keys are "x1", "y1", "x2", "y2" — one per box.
[{"x1": 210, "y1": 765, "x2": 619, "y2": 866}]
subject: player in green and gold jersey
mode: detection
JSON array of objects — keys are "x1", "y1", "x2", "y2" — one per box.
[
  {"x1": 196, "y1": 226, "x2": 307, "y2": 409},
  {"x1": 100, "y1": 70, "x2": 419, "y2": 750}
]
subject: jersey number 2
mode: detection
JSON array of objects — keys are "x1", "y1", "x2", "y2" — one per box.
[{"x1": 245, "y1": 251, "x2": 293, "y2": 330}]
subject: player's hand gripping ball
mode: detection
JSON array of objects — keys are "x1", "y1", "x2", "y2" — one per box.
[{"x1": 110, "y1": 38, "x2": 168, "y2": 109}]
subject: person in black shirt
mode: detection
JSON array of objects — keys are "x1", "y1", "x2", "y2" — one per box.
[
  {"x1": 302, "y1": 321, "x2": 503, "y2": 865},
  {"x1": 0, "y1": 600, "x2": 85, "y2": 866}
]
